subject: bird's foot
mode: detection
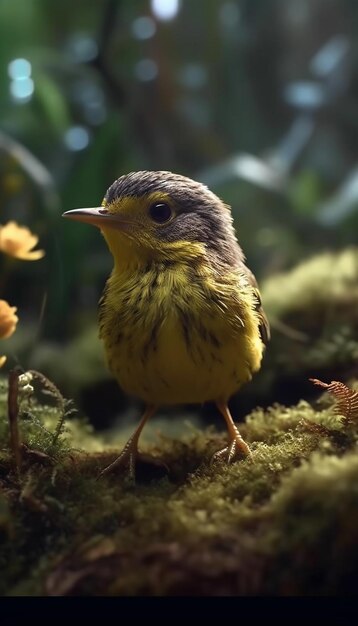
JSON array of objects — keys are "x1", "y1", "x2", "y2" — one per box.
[
  {"x1": 97, "y1": 443, "x2": 138, "y2": 483},
  {"x1": 97, "y1": 442, "x2": 169, "y2": 483},
  {"x1": 211, "y1": 428, "x2": 252, "y2": 465}
]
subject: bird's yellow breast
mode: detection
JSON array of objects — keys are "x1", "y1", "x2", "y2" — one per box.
[{"x1": 99, "y1": 259, "x2": 264, "y2": 406}]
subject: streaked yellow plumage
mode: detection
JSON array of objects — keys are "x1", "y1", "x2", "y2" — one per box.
[
  {"x1": 63, "y1": 171, "x2": 269, "y2": 479},
  {"x1": 100, "y1": 250, "x2": 263, "y2": 405}
]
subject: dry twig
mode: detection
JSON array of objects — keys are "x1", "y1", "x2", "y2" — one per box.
[{"x1": 8, "y1": 368, "x2": 22, "y2": 471}]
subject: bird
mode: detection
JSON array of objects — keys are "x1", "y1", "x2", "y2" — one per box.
[{"x1": 63, "y1": 171, "x2": 270, "y2": 479}]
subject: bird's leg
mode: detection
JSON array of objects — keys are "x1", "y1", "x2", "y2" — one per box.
[
  {"x1": 98, "y1": 404, "x2": 157, "y2": 480},
  {"x1": 211, "y1": 401, "x2": 252, "y2": 464}
]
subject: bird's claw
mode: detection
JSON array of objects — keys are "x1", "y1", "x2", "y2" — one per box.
[
  {"x1": 211, "y1": 434, "x2": 252, "y2": 465},
  {"x1": 97, "y1": 447, "x2": 169, "y2": 484},
  {"x1": 97, "y1": 446, "x2": 137, "y2": 482}
]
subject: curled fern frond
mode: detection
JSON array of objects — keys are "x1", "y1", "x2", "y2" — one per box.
[
  {"x1": 28, "y1": 370, "x2": 76, "y2": 446},
  {"x1": 299, "y1": 417, "x2": 334, "y2": 437},
  {"x1": 28, "y1": 370, "x2": 64, "y2": 412},
  {"x1": 310, "y1": 378, "x2": 358, "y2": 425}
]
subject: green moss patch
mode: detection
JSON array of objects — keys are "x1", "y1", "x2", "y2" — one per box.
[{"x1": 1, "y1": 374, "x2": 358, "y2": 595}]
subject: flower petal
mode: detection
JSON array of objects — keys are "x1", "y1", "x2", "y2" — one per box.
[
  {"x1": 0, "y1": 356, "x2": 7, "y2": 367},
  {"x1": 0, "y1": 299, "x2": 18, "y2": 339},
  {"x1": 14, "y1": 248, "x2": 45, "y2": 261},
  {"x1": 0, "y1": 221, "x2": 45, "y2": 261}
]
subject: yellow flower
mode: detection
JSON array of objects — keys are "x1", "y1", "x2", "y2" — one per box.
[
  {"x1": 0, "y1": 299, "x2": 18, "y2": 339},
  {"x1": 0, "y1": 221, "x2": 45, "y2": 261},
  {"x1": 0, "y1": 299, "x2": 18, "y2": 367}
]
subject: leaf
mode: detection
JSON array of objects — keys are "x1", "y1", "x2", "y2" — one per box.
[
  {"x1": 310, "y1": 378, "x2": 358, "y2": 425},
  {"x1": 34, "y1": 71, "x2": 70, "y2": 134}
]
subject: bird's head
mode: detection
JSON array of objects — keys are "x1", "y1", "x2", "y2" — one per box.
[{"x1": 63, "y1": 171, "x2": 242, "y2": 270}]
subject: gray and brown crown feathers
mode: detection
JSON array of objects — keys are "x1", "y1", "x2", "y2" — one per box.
[{"x1": 104, "y1": 171, "x2": 243, "y2": 266}]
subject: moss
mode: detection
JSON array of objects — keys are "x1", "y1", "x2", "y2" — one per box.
[
  {"x1": 265, "y1": 452, "x2": 358, "y2": 594},
  {"x1": 263, "y1": 247, "x2": 358, "y2": 318},
  {"x1": 1, "y1": 372, "x2": 358, "y2": 596},
  {"x1": 232, "y1": 247, "x2": 358, "y2": 412},
  {"x1": 262, "y1": 248, "x2": 358, "y2": 372}
]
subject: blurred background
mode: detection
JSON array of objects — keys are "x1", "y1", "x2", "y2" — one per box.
[{"x1": 1, "y1": 0, "x2": 358, "y2": 433}]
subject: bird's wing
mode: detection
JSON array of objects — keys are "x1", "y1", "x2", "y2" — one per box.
[{"x1": 244, "y1": 267, "x2": 270, "y2": 345}]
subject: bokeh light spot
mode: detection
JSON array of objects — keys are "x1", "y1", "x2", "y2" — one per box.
[
  {"x1": 71, "y1": 80, "x2": 107, "y2": 126},
  {"x1": 85, "y1": 102, "x2": 107, "y2": 126},
  {"x1": 67, "y1": 34, "x2": 98, "y2": 62},
  {"x1": 64, "y1": 126, "x2": 90, "y2": 151},
  {"x1": 132, "y1": 16, "x2": 156, "y2": 40},
  {"x1": 10, "y1": 77, "x2": 34, "y2": 101},
  {"x1": 178, "y1": 64, "x2": 208, "y2": 89},
  {"x1": 8, "y1": 58, "x2": 32, "y2": 80},
  {"x1": 284, "y1": 81, "x2": 326, "y2": 110},
  {"x1": 219, "y1": 2, "x2": 240, "y2": 28},
  {"x1": 176, "y1": 96, "x2": 210, "y2": 128},
  {"x1": 135, "y1": 59, "x2": 158, "y2": 82},
  {"x1": 150, "y1": 0, "x2": 180, "y2": 21}
]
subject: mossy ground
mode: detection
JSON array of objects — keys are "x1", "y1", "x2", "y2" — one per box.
[{"x1": 1, "y1": 375, "x2": 358, "y2": 596}]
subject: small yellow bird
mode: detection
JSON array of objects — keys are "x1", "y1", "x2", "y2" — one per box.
[{"x1": 63, "y1": 171, "x2": 269, "y2": 479}]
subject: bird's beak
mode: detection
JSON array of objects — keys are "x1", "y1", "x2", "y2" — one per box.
[{"x1": 62, "y1": 207, "x2": 128, "y2": 230}]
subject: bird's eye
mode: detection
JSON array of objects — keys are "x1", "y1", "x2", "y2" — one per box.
[{"x1": 149, "y1": 202, "x2": 172, "y2": 223}]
